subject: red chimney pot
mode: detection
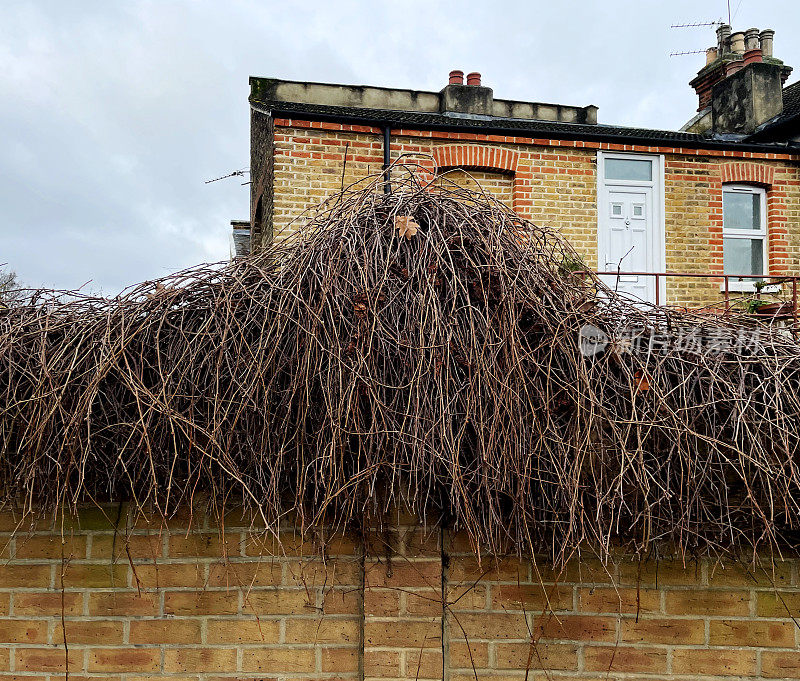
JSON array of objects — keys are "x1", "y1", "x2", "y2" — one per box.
[
  {"x1": 466, "y1": 72, "x2": 481, "y2": 86},
  {"x1": 725, "y1": 60, "x2": 744, "y2": 77},
  {"x1": 743, "y1": 48, "x2": 763, "y2": 65},
  {"x1": 448, "y1": 70, "x2": 464, "y2": 85}
]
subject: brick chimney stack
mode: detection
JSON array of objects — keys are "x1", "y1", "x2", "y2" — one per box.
[{"x1": 686, "y1": 25, "x2": 792, "y2": 134}]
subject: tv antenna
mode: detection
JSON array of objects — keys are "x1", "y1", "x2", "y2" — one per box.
[
  {"x1": 668, "y1": 21, "x2": 722, "y2": 57},
  {"x1": 668, "y1": 1, "x2": 735, "y2": 58},
  {"x1": 205, "y1": 168, "x2": 250, "y2": 185},
  {"x1": 670, "y1": 21, "x2": 724, "y2": 29},
  {"x1": 726, "y1": 0, "x2": 750, "y2": 25},
  {"x1": 669, "y1": 49, "x2": 710, "y2": 57}
]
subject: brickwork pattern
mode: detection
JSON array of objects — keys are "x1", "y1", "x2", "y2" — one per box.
[
  {"x1": 432, "y1": 145, "x2": 519, "y2": 174},
  {"x1": 433, "y1": 169, "x2": 513, "y2": 207},
  {"x1": 721, "y1": 162, "x2": 776, "y2": 186},
  {"x1": 0, "y1": 508, "x2": 362, "y2": 681},
  {"x1": 271, "y1": 125, "x2": 384, "y2": 243},
  {"x1": 363, "y1": 527, "x2": 442, "y2": 681},
  {"x1": 663, "y1": 156, "x2": 720, "y2": 308},
  {"x1": 664, "y1": 157, "x2": 799, "y2": 308},
  {"x1": 2, "y1": 508, "x2": 800, "y2": 680},
  {"x1": 446, "y1": 537, "x2": 800, "y2": 680},
  {"x1": 265, "y1": 119, "x2": 800, "y2": 308}
]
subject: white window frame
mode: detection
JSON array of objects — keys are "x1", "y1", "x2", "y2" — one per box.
[
  {"x1": 722, "y1": 184, "x2": 768, "y2": 291},
  {"x1": 597, "y1": 151, "x2": 666, "y2": 302}
]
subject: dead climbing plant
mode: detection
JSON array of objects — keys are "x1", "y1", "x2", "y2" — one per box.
[{"x1": 1, "y1": 168, "x2": 800, "y2": 565}]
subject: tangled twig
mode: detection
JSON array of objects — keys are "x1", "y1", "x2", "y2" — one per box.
[{"x1": 1, "y1": 172, "x2": 799, "y2": 565}]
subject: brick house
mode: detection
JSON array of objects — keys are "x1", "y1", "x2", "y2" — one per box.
[
  {"x1": 247, "y1": 24, "x2": 800, "y2": 309},
  {"x1": 6, "y1": 25, "x2": 800, "y2": 681}
]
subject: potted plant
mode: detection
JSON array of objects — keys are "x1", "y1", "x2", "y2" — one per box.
[
  {"x1": 746, "y1": 298, "x2": 792, "y2": 316},
  {"x1": 755, "y1": 301, "x2": 793, "y2": 316}
]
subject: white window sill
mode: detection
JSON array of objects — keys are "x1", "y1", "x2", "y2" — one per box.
[{"x1": 720, "y1": 281, "x2": 781, "y2": 293}]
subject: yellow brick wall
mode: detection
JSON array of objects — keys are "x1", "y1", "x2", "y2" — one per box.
[
  {"x1": 392, "y1": 138, "x2": 598, "y2": 261},
  {"x1": 2, "y1": 507, "x2": 800, "y2": 679},
  {"x1": 268, "y1": 121, "x2": 800, "y2": 310},
  {"x1": 432, "y1": 169, "x2": 513, "y2": 207},
  {"x1": 786, "y1": 164, "x2": 800, "y2": 266},
  {"x1": 272, "y1": 126, "x2": 383, "y2": 243},
  {"x1": 0, "y1": 507, "x2": 362, "y2": 681},
  {"x1": 272, "y1": 129, "x2": 599, "y2": 264},
  {"x1": 663, "y1": 156, "x2": 719, "y2": 308}
]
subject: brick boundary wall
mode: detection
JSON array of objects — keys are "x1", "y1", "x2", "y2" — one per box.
[{"x1": 1, "y1": 507, "x2": 800, "y2": 680}]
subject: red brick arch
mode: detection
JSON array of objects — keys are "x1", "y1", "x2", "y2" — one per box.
[
  {"x1": 433, "y1": 145, "x2": 519, "y2": 174},
  {"x1": 720, "y1": 162, "x2": 774, "y2": 187}
]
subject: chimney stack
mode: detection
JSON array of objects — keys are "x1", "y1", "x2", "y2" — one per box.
[
  {"x1": 686, "y1": 25, "x2": 792, "y2": 133},
  {"x1": 439, "y1": 70, "x2": 494, "y2": 115}
]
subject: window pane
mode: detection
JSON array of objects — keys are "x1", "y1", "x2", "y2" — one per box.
[
  {"x1": 723, "y1": 191, "x2": 761, "y2": 230},
  {"x1": 723, "y1": 238, "x2": 763, "y2": 275},
  {"x1": 604, "y1": 158, "x2": 652, "y2": 181}
]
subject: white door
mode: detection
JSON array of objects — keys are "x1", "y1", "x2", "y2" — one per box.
[
  {"x1": 601, "y1": 188, "x2": 654, "y2": 301},
  {"x1": 597, "y1": 152, "x2": 664, "y2": 304}
]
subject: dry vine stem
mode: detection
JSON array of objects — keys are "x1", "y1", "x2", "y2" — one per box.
[{"x1": 1, "y1": 170, "x2": 800, "y2": 566}]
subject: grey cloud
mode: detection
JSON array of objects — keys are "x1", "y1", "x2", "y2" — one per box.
[{"x1": 1, "y1": 0, "x2": 798, "y2": 292}]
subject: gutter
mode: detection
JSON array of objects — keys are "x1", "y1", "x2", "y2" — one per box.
[{"x1": 252, "y1": 100, "x2": 798, "y2": 156}]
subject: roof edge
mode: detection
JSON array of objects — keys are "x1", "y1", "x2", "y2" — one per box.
[
  {"x1": 249, "y1": 76, "x2": 598, "y2": 126},
  {"x1": 253, "y1": 100, "x2": 796, "y2": 155}
]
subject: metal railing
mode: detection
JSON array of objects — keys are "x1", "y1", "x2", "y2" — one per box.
[{"x1": 588, "y1": 271, "x2": 800, "y2": 330}]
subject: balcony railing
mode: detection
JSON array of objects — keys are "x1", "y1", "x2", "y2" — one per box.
[{"x1": 587, "y1": 271, "x2": 800, "y2": 333}]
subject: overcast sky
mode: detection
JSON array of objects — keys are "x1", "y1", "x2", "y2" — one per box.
[{"x1": 2, "y1": 0, "x2": 799, "y2": 293}]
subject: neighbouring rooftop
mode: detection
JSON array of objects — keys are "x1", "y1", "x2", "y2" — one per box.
[{"x1": 250, "y1": 28, "x2": 800, "y2": 152}]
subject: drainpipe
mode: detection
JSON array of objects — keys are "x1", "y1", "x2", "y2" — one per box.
[{"x1": 383, "y1": 125, "x2": 391, "y2": 194}]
